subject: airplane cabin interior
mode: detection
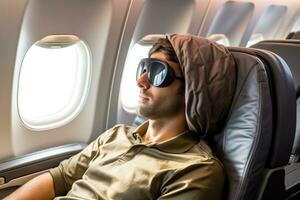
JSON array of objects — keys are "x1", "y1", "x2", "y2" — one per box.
[{"x1": 1, "y1": 0, "x2": 300, "y2": 199}]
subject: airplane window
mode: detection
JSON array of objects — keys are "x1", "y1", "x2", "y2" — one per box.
[
  {"x1": 205, "y1": 1, "x2": 254, "y2": 46},
  {"x1": 291, "y1": 15, "x2": 300, "y2": 32},
  {"x1": 207, "y1": 34, "x2": 230, "y2": 46},
  {"x1": 247, "y1": 5, "x2": 287, "y2": 46},
  {"x1": 120, "y1": 42, "x2": 152, "y2": 113},
  {"x1": 246, "y1": 33, "x2": 264, "y2": 47},
  {"x1": 18, "y1": 35, "x2": 91, "y2": 130}
]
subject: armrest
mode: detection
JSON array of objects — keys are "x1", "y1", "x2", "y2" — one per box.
[
  {"x1": 285, "y1": 162, "x2": 300, "y2": 198},
  {"x1": 0, "y1": 143, "x2": 86, "y2": 184}
]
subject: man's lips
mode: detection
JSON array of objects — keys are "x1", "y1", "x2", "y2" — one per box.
[{"x1": 139, "y1": 94, "x2": 150, "y2": 102}]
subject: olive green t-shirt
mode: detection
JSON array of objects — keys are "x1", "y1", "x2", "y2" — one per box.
[{"x1": 49, "y1": 122, "x2": 225, "y2": 200}]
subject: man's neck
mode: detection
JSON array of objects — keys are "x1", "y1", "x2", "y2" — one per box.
[{"x1": 143, "y1": 114, "x2": 188, "y2": 143}]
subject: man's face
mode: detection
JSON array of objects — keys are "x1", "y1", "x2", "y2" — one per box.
[{"x1": 136, "y1": 52, "x2": 185, "y2": 119}]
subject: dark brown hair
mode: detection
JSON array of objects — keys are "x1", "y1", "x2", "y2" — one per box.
[{"x1": 149, "y1": 38, "x2": 180, "y2": 64}]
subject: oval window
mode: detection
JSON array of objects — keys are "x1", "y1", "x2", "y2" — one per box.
[{"x1": 18, "y1": 35, "x2": 91, "y2": 130}]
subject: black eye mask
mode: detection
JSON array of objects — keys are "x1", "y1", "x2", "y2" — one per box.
[{"x1": 136, "y1": 58, "x2": 184, "y2": 87}]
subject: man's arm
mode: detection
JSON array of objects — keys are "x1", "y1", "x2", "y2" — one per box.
[
  {"x1": 4, "y1": 172, "x2": 55, "y2": 200},
  {"x1": 4, "y1": 127, "x2": 115, "y2": 199}
]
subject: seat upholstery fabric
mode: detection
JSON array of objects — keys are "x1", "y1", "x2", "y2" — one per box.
[
  {"x1": 251, "y1": 40, "x2": 300, "y2": 163},
  {"x1": 211, "y1": 47, "x2": 296, "y2": 200},
  {"x1": 210, "y1": 50, "x2": 272, "y2": 200}
]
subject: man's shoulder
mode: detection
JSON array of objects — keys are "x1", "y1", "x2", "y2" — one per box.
[
  {"x1": 96, "y1": 124, "x2": 135, "y2": 144},
  {"x1": 168, "y1": 140, "x2": 224, "y2": 183},
  {"x1": 194, "y1": 140, "x2": 214, "y2": 157},
  {"x1": 187, "y1": 140, "x2": 223, "y2": 167},
  {"x1": 110, "y1": 124, "x2": 134, "y2": 132}
]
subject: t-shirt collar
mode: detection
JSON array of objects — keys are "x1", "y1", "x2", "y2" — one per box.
[{"x1": 133, "y1": 121, "x2": 200, "y2": 154}]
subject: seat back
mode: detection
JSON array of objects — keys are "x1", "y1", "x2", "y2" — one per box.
[
  {"x1": 210, "y1": 49, "x2": 272, "y2": 200},
  {"x1": 251, "y1": 40, "x2": 300, "y2": 163},
  {"x1": 286, "y1": 31, "x2": 300, "y2": 39},
  {"x1": 210, "y1": 47, "x2": 296, "y2": 200}
]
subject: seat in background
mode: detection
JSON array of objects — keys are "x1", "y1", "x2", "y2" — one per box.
[
  {"x1": 251, "y1": 40, "x2": 300, "y2": 198},
  {"x1": 251, "y1": 40, "x2": 300, "y2": 163},
  {"x1": 210, "y1": 47, "x2": 296, "y2": 200},
  {"x1": 286, "y1": 31, "x2": 300, "y2": 40}
]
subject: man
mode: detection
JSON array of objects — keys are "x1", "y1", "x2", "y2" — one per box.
[{"x1": 5, "y1": 34, "x2": 236, "y2": 200}]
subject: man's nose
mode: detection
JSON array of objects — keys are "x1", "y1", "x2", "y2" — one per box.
[{"x1": 136, "y1": 72, "x2": 150, "y2": 89}]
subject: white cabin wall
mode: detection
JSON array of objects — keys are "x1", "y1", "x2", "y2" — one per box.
[
  {"x1": 0, "y1": 0, "x2": 28, "y2": 160},
  {"x1": 8, "y1": 0, "x2": 131, "y2": 157}
]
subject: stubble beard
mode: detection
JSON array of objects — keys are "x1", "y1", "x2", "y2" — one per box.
[{"x1": 137, "y1": 94, "x2": 184, "y2": 119}]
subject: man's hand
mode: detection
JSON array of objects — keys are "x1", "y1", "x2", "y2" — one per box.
[{"x1": 4, "y1": 172, "x2": 55, "y2": 200}]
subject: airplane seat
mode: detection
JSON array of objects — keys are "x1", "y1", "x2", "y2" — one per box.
[
  {"x1": 208, "y1": 49, "x2": 272, "y2": 200},
  {"x1": 286, "y1": 31, "x2": 300, "y2": 39},
  {"x1": 286, "y1": 32, "x2": 295, "y2": 39},
  {"x1": 251, "y1": 40, "x2": 300, "y2": 163},
  {"x1": 250, "y1": 40, "x2": 300, "y2": 198},
  {"x1": 208, "y1": 47, "x2": 296, "y2": 200}
]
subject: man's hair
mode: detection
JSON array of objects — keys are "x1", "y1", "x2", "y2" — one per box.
[{"x1": 149, "y1": 38, "x2": 180, "y2": 64}]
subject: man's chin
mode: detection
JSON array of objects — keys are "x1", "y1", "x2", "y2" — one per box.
[{"x1": 136, "y1": 106, "x2": 153, "y2": 118}]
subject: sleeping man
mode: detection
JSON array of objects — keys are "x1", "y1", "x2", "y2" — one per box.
[{"x1": 5, "y1": 34, "x2": 236, "y2": 200}]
